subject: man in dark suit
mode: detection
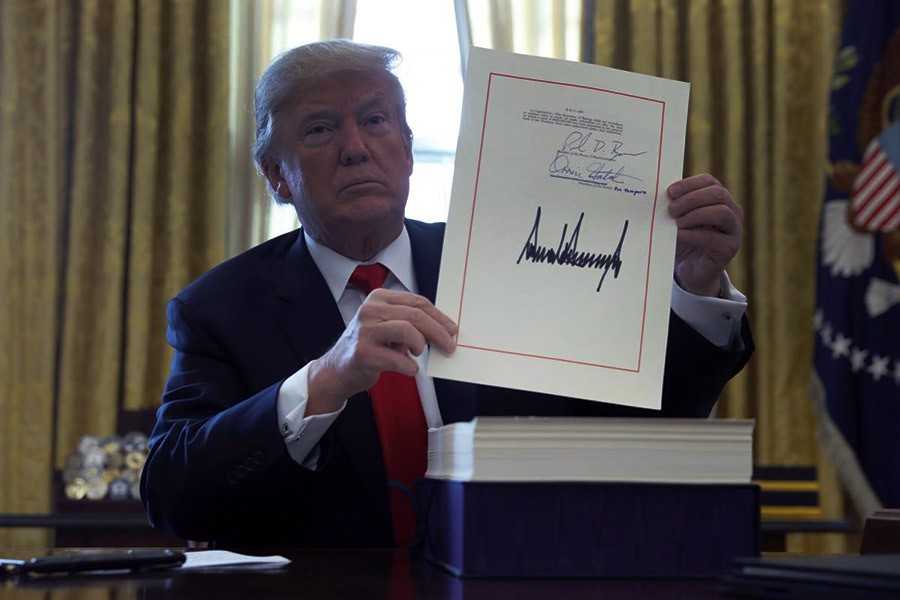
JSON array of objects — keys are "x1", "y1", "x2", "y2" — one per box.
[{"x1": 141, "y1": 40, "x2": 753, "y2": 548}]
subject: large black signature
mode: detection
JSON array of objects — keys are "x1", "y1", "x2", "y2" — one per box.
[{"x1": 516, "y1": 206, "x2": 628, "y2": 292}]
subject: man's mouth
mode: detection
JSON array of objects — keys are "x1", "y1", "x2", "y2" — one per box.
[{"x1": 340, "y1": 179, "x2": 382, "y2": 193}]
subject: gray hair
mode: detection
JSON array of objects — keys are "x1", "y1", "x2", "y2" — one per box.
[{"x1": 253, "y1": 39, "x2": 413, "y2": 203}]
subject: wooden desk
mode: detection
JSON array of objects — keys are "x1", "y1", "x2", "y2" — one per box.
[{"x1": 0, "y1": 548, "x2": 732, "y2": 599}]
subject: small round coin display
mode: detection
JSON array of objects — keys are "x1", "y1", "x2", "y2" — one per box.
[{"x1": 64, "y1": 477, "x2": 88, "y2": 500}]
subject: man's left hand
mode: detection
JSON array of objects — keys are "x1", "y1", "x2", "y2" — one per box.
[{"x1": 667, "y1": 174, "x2": 743, "y2": 297}]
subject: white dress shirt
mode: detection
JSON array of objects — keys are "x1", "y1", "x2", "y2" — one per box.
[{"x1": 277, "y1": 225, "x2": 747, "y2": 466}]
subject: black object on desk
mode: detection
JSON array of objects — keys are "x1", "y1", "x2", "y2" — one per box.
[
  {"x1": 862, "y1": 510, "x2": 900, "y2": 554},
  {"x1": 721, "y1": 554, "x2": 900, "y2": 599},
  {"x1": 0, "y1": 549, "x2": 185, "y2": 578}
]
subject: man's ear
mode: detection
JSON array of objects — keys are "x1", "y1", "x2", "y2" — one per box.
[
  {"x1": 262, "y1": 160, "x2": 292, "y2": 199},
  {"x1": 405, "y1": 145, "x2": 414, "y2": 177},
  {"x1": 402, "y1": 124, "x2": 414, "y2": 176}
]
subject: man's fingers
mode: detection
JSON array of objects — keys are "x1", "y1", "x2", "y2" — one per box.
[
  {"x1": 361, "y1": 341, "x2": 421, "y2": 377},
  {"x1": 369, "y1": 304, "x2": 457, "y2": 353},
  {"x1": 667, "y1": 173, "x2": 721, "y2": 199},
  {"x1": 316, "y1": 290, "x2": 456, "y2": 400},
  {"x1": 360, "y1": 289, "x2": 458, "y2": 352},
  {"x1": 673, "y1": 203, "x2": 742, "y2": 235},
  {"x1": 669, "y1": 184, "x2": 740, "y2": 217},
  {"x1": 373, "y1": 289, "x2": 457, "y2": 332},
  {"x1": 359, "y1": 319, "x2": 429, "y2": 357},
  {"x1": 668, "y1": 176, "x2": 744, "y2": 232},
  {"x1": 676, "y1": 228, "x2": 740, "y2": 255}
]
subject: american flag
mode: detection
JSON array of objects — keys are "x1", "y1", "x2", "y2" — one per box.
[
  {"x1": 812, "y1": 2, "x2": 900, "y2": 518},
  {"x1": 851, "y1": 122, "x2": 900, "y2": 232}
]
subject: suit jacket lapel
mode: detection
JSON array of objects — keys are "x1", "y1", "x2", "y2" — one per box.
[
  {"x1": 272, "y1": 232, "x2": 390, "y2": 527},
  {"x1": 273, "y1": 232, "x2": 344, "y2": 365}
]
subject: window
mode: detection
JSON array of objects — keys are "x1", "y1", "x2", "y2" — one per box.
[
  {"x1": 354, "y1": 0, "x2": 464, "y2": 224},
  {"x1": 266, "y1": 0, "x2": 464, "y2": 239}
]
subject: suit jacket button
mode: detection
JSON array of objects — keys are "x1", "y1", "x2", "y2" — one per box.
[
  {"x1": 227, "y1": 471, "x2": 238, "y2": 484},
  {"x1": 253, "y1": 451, "x2": 265, "y2": 465},
  {"x1": 235, "y1": 465, "x2": 249, "y2": 478}
]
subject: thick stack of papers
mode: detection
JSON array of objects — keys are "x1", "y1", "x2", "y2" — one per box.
[{"x1": 426, "y1": 417, "x2": 753, "y2": 483}]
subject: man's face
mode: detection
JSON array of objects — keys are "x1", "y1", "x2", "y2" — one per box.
[{"x1": 266, "y1": 70, "x2": 413, "y2": 254}]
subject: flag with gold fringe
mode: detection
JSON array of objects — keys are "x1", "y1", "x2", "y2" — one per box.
[{"x1": 811, "y1": 2, "x2": 900, "y2": 516}]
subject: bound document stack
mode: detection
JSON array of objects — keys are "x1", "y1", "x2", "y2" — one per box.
[
  {"x1": 426, "y1": 416, "x2": 754, "y2": 483},
  {"x1": 417, "y1": 417, "x2": 759, "y2": 578}
]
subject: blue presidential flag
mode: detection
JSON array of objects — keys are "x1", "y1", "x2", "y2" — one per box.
[{"x1": 811, "y1": 2, "x2": 900, "y2": 516}]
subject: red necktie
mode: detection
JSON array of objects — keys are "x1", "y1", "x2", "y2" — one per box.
[{"x1": 349, "y1": 263, "x2": 427, "y2": 546}]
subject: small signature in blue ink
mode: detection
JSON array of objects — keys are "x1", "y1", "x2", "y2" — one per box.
[{"x1": 549, "y1": 130, "x2": 649, "y2": 192}]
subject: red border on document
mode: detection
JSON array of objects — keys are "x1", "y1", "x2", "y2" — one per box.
[{"x1": 455, "y1": 72, "x2": 666, "y2": 373}]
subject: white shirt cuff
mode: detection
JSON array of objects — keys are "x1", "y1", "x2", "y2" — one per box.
[
  {"x1": 670, "y1": 273, "x2": 747, "y2": 349},
  {"x1": 276, "y1": 363, "x2": 346, "y2": 469}
]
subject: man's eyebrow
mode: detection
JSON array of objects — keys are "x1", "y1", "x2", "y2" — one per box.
[
  {"x1": 356, "y1": 94, "x2": 392, "y2": 115},
  {"x1": 291, "y1": 93, "x2": 394, "y2": 134},
  {"x1": 294, "y1": 107, "x2": 337, "y2": 124}
]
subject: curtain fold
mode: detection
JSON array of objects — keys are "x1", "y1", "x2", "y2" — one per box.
[
  {"x1": 320, "y1": 0, "x2": 357, "y2": 38},
  {"x1": 54, "y1": 0, "x2": 137, "y2": 466},
  {"x1": 227, "y1": 0, "x2": 275, "y2": 257},
  {"x1": 0, "y1": 0, "x2": 75, "y2": 548},
  {"x1": 0, "y1": 0, "x2": 228, "y2": 547},
  {"x1": 583, "y1": 0, "x2": 845, "y2": 552},
  {"x1": 120, "y1": 0, "x2": 228, "y2": 412},
  {"x1": 464, "y1": 0, "x2": 581, "y2": 60}
]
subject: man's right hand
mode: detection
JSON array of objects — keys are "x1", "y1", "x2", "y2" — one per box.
[{"x1": 306, "y1": 289, "x2": 457, "y2": 415}]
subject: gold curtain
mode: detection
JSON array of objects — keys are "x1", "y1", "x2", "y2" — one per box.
[
  {"x1": 0, "y1": 0, "x2": 228, "y2": 547},
  {"x1": 227, "y1": 0, "x2": 275, "y2": 256},
  {"x1": 584, "y1": 0, "x2": 845, "y2": 552},
  {"x1": 463, "y1": 0, "x2": 580, "y2": 61}
]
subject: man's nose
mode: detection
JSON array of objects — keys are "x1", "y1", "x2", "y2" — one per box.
[{"x1": 338, "y1": 123, "x2": 370, "y2": 165}]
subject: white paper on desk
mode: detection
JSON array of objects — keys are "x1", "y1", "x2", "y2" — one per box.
[
  {"x1": 428, "y1": 47, "x2": 689, "y2": 410},
  {"x1": 180, "y1": 550, "x2": 290, "y2": 570}
]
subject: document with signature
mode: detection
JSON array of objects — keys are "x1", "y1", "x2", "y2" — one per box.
[{"x1": 427, "y1": 48, "x2": 689, "y2": 410}]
